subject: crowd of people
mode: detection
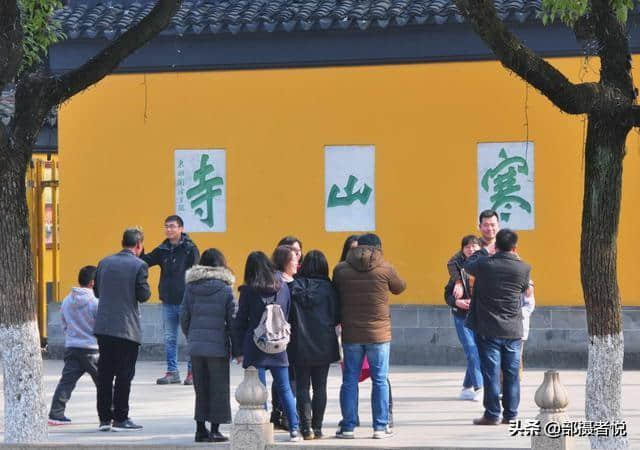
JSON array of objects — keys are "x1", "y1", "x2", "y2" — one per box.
[{"x1": 46, "y1": 209, "x2": 533, "y2": 441}]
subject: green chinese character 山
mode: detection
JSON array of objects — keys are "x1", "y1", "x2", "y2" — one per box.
[{"x1": 328, "y1": 175, "x2": 372, "y2": 208}]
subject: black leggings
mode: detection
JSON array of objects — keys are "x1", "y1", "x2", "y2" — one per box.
[{"x1": 295, "y1": 364, "x2": 330, "y2": 431}]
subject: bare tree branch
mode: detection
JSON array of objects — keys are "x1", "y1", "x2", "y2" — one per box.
[
  {"x1": 47, "y1": 0, "x2": 181, "y2": 106},
  {"x1": 454, "y1": 0, "x2": 601, "y2": 115},
  {"x1": 0, "y1": 0, "x2": 23, "y2": 89}
]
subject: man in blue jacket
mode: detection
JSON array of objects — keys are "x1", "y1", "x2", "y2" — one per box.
[
  {"x1": 94, "y1": 228, "x2": 151, "y2": 431},
  {"x1": 141, "y1": 215, "x2": 200, "y2": 385},
  {"x1": 464, "y1": 229, "x2": 531, "y2": 426}
]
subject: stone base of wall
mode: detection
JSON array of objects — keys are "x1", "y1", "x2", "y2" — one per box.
[{"x1": 44, "y1": 303, "x2": 640, "y2": 369}]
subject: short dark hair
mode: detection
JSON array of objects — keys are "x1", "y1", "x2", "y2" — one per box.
[
  {"x1": 299, "y1": 250, "x2": 329, "y2": 279},
  {"x1": 244, "y1": 251, "x2": 280, "y2": 291},
  {"x1": 165, "y1": 215, "x2": 184, "y2": 227},
  {"x1": 277, "y1": 236, "x2": 302, "y2": 250},
  {"x1": 461, "y1": 235, "x2": 481, "y2": 251},
  {"x1": 122, "y1": 228, "x2": 144, "y2": 248},
  {"x1": 340, "y1": 235, "x2": 360, "y2": 262},
  {"x1": 479, "y1": 209, "x2": 499, "y2": 224},
  {"x1": 496, "y1": 229, "x2": 518, "y2": 252},
  {"x1": 199, "y1": 248, "x2": 227, "y2": 268},
  {"x1": 272, "y1": 245, "x2": 294, "y2": 272},
  {"x1": 357, "y1": 233, "x2": 382, "y2": 249},
  {"x1": 78, "y1": 265, "x2": 97, "y2": 287}
]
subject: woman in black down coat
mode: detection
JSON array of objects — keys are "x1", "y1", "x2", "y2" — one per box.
[
  {"x1": 180, "y1": 248, "x2": 235, "y2": 443},
  {"x1": 289, "y1": 250, "x2": 340, "y2": 440}
]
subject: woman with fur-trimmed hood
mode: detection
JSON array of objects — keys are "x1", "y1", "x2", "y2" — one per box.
[{"x1": 180, "y1": 248, "x2": 235, "y2": 443}]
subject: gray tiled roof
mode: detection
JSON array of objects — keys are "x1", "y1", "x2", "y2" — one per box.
[
  {"x1": 0, "y1": 89, "x2": 58, "y2": 127},
  {"x1": 54, "y1": 0, "x2": 544, "y2": 40}
]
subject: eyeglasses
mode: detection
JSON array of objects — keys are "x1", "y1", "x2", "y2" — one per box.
[{"x1": 164, "y1": 224, "x2": 180, "y2": 229}]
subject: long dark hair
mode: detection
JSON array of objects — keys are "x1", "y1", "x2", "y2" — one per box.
[
  {"x1": 244, "y1": 251, "x2": 280, "y2": 291},
  {"x1": 272, "y1": 245, "x2": 294, "y2": 272},
  {"x1": 199, "y1": 248, "x2": 227, "y2": 268},
  {"x1": 299, "y1": 250, "x2": 329, "y2": 279},
  {"x1": 340, "y1": 235, "x2": 360, "y2": 262}
]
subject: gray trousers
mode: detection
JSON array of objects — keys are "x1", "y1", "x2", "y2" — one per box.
[
  {"x1": 49, "y1": 347, "x2": 99, "y2": 418},
  {"x1": 191, "y1": 356, "x2": 231, "y2": 424}
]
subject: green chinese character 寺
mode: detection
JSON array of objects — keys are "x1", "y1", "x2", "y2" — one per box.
[{"x1": 186, "y1": 154, "x2": 223, "y2": 227}]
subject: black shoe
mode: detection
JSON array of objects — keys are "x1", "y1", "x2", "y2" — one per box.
[
  {"x1": 301, "y1": 429, "x2": 315, "y2": 440},
  {"x1": 313, "y1": 429, "x2": 323, "y2": 439},
  {"x1": 98, "y1": 420, "x2": 111, "y2": 432},
  {"x1": 210, "y1": 431, "x2": 229, "y2": 442},
  {"x1": 270, "y1": 411, "x2": 283, "y2": 428},
  {"x1": 112, "y1": 419, "x2": 143, "y2": 431},
  {"x1": 280, "y1": 415, "x2": 290, "y2": 431},
  {"x1": 473, "y1": 416, "x2": 500, "y2": 426},
  {"x1": 195, "y1": 431, "x2": 212, "y2": 442},
  {"x1": 48, "y1": 415, "x2": 72, "y2": 425}
]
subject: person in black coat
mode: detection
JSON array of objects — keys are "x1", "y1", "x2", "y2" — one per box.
[
  {"x1": 444, "y1": 235, "x2": 484, "y2": 401},
  {"x1": 231, "y1": 251, "x2": 302, "y2": 442},
  {"x1": 289, "y1": 250, "x2": 340, "y2": 440},
  {"x1": 180, "y1": 249, "x2": 235, "y2": 442},
  {"x1": 141, "y1": 215, "x2": 200, "y2": 385},
  {"x1": 464, "y1": 229, "x2": 531, "y2": 426}
]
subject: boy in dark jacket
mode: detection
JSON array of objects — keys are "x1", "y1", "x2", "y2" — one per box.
[{"x1": 142, "y1": 215, "x2": 199, "y2": 385}]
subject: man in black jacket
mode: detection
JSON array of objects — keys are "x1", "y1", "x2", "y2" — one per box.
[
  {"x1": 464, "y1": 229, "x2": 531, "y2": 426},
  {"x1": 141, "y1": 215, "x2": 200, "y2": 385}
]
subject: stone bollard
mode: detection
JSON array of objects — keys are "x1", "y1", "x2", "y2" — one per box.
[
  {"x1": 532, "y1": 370, "x2": 574, "y2": 450},
  {"x1": 231, "y1": 366, "x2": 274, "y2": 450}
]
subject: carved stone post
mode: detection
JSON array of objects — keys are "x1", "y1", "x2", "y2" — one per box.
[
  {"x1": 231, "y1": 366, "x2": 274, "y2": 450},
  {"x1": 532, "y1": 370, "x2": 574, "y2": 450}
]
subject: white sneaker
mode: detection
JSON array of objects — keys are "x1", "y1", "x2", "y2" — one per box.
[
  {"x1": 373, "y1": 427, "x2": 394, "y2": 439},
  {"x1": 335, "y1": 429, "x2": 355, "y2": 439},
  {"x1": 459, "y1": 387, "x2": 475, "y2": 400},
  {"x1": 472, "y1": 388, "x2": 483, "y2": 402}
]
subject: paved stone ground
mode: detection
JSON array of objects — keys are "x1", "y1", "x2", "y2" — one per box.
[{"x1": 1, "y1": 361, "x2": 638, "y2": 448}]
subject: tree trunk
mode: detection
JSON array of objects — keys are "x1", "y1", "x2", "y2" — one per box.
[
  {"x1": 581, "y1": 115, "x2": 628, "y2": 449},
  {"x1": 0, "y1": 154, "x2": 47, "y2": 443}
]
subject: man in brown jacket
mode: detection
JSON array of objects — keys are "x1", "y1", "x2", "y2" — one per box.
[{"x1": 333, "y1": 233, "x2": 406, "y2": 439}]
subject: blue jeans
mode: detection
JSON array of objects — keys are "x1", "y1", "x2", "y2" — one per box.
[
  {"x1": 476, "y1": 335, "x2": 521, "y2": 421},
  {"x1": 257, "y1": 366, "x2": 299, "y2": 431},
  {"x1": 340, "y1": 342, "x2": 390, "y2": 431},
  {"x1": 453, "y1": 315, "x2": 483, "y2": 390},
  {"x1": 162, "y1": 303, "x2": 191, "y2": 373}
]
